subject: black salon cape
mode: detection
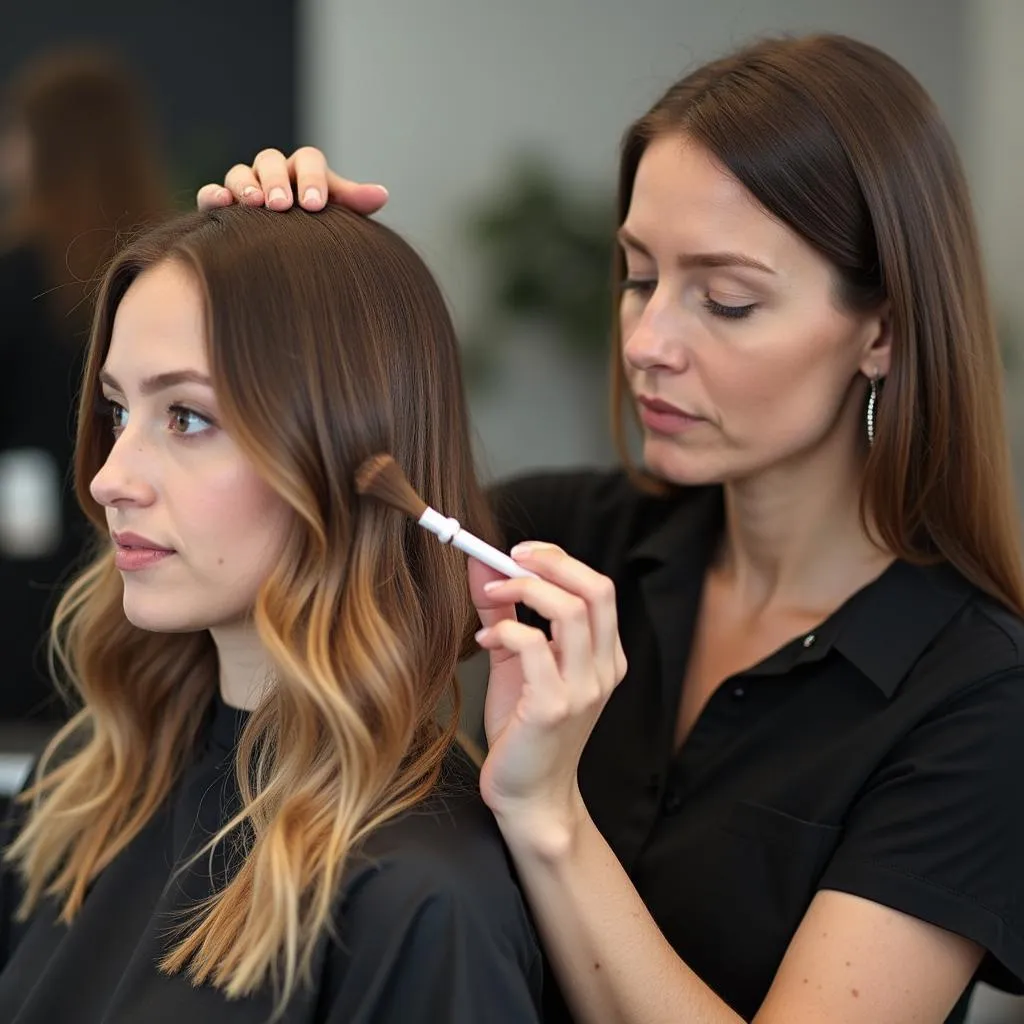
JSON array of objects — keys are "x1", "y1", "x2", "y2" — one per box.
[{"x1": 0, "y1": 694, "x2": 543, "y2": 1023}]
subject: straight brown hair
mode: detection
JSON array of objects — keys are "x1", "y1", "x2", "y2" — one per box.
[
  {"x1": 5, "y1": 205, "x2": 497, "y2": 1013},
  {"x1": 611, "y1": 33, "x2": 1024, "y2": 617}
]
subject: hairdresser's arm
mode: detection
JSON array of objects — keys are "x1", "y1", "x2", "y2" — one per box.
[
  {"x1": 196, "y1": 147, "x2": 388, "y2": 214},
  {"x1": 472, "y1": 548, "x2": 982, "y2": 1024}
]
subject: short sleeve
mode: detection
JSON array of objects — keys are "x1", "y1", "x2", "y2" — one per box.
[
  {"x1": 818, "y1": 668, "x2": 1024, "y2": 991},
  {"x1": 319, "y1": 852, "x2": 543, "y2": 1023}
]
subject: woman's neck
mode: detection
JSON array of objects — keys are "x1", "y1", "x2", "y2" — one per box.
[
  {"x1": 209, "y1": 622, "x2": 274, "y2": 710},
  {"x1": 717, "y1": 440, "x2": 892, "y2": 614}
]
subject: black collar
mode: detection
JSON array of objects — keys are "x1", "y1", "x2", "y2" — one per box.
[
  {"x1": 207, "y1": 691, "x2": 250, "y2": 753},
  {"x1": 625, "y1": 485, "x2": 974, "y2": 699}
]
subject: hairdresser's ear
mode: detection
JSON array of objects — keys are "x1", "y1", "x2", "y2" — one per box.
[{"x1": 858, "y1": 301, "x2": 892, "y2": 380}]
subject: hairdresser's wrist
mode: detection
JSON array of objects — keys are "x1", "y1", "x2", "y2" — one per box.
[{"x1": 490, "y1": 785, "x2": 590, "y2": 864}]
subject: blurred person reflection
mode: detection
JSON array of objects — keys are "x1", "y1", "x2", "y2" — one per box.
[{"x1": 0, "y1": 48, "x2": 170, "y2": 722}]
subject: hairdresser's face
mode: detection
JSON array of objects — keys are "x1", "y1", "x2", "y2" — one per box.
[
  {"x1": 90, "y1": 261, "x2": 291, "y2": 633},
  {"x1": 620, "y1": 134, "x2": 889, "y2": 486}
]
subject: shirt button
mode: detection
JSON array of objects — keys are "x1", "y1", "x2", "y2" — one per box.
[
  {"x1": 663, "y1": 790, "x2": 684, "y2": 815},
  {"x1": 802, "y1": 633, "x2": 816, "y2": 648},
  {"x1": 732, "y1": 685, "x2": 746, "y2": 699}
]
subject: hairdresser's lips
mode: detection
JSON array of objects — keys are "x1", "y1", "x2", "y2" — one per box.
[
  {"x1": 112, "y1": 531, "x2": 176, "y2": 572},
  {"x1": 636, "y1": 395, "x2": 706, "y2": 435}
]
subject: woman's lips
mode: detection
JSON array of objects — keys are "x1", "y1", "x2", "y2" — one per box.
[
  {"x1": 636, "y1": 396, "x2": 705, "y2": 435},
  {"x1": 111, "y1": 532, "x2": 176, "y2": 572},
  {"x1": 113, "y1": 546, "x2": 175, "y2": 572}
]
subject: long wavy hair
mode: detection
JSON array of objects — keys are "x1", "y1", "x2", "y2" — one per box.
[
  {"x1": 4, "y1": 205, "x2": 497, "y2": 1011},
  {"x1": 1, "y1": 48, "x2": 169, "y2": 332},
  {"x1": 611, "y1": 34, "x2": 1024, "y2": 617}
]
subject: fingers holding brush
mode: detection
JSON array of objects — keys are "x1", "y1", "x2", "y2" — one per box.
[
  {"x1": 474, "y1": 543, "x2": 627, "y2": 838},
  {"x1": 477, "y1": 542, "x2": 627, "y2": 696}
]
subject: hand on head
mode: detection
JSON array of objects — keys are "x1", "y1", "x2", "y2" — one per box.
[{"x1": 196, "y1": 146, "x2": 388, "y2": 215}]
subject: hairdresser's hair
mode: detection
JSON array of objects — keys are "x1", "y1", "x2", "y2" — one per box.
[
  {"x1": 611, "y1": 33, "x2": 1024, "y2": 616},
  {"x1": 5, "y1": 205, "x2": 496, "y2": 1011},
  {"x1": 2, "y1": 48, "x2": 169, "y2": 330}
]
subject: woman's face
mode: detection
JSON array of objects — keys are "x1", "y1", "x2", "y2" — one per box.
[
  {"x1": 619, "y1": 134, "x2": 890, "y2": 486},
  {"x1": 90, "y1": 260, "x2": 292, "y2": 633}
]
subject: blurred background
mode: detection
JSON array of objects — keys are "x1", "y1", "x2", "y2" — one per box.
[{"x1": 0, "y1": 3, "x2": 1020, "y2": 1020}]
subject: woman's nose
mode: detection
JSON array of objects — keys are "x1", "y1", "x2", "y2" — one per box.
[
  {"x1": 89, "y1": 432, "x2": 157, "y2": 509},
  {"x1": 622, "y1": 298, "x2": 690, "y2": 373}
]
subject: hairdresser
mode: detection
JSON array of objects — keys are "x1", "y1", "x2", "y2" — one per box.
[{"x1": 199, "y1": 34, "x2": 1024, "y2": 1024}]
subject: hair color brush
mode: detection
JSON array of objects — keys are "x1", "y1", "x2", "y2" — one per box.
[{"x1": 355, "y1": 454, "x2": 538, "y2": 579}]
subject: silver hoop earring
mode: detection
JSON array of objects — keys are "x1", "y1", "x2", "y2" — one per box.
[{"x1": 866, "y1": 376, "x2": 879, "y2": 448}]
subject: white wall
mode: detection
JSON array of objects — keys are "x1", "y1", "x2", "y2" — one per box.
[
  {"x1": 965, "y1": 0, "x2": 1024, "y2": 509},
  {"x1": 300, "y1": 0, "x2": 968, "y2": 479},
  {"x1": 967, "y1": 0, "x2": 1024, "y2": 331}
]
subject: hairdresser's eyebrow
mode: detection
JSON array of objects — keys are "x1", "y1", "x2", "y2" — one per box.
[
  {"x1": 98, "y1": 368, "x2": 214, "y2": 396},
  {"x1": 616, "y1": 227, "x2": 776, "y2": 275}
]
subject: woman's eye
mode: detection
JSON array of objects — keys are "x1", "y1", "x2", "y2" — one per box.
[
  {"x1": 621, "y1": 278, "x2": 656, "y2": 297},
  {"x1": 168, "y1": 405, "x2": 213, "y2": 436},
  {"x1": 101, "y1": 398, "x2": 127, "y2": 436},
  {"x1": 704, "y1": 296, "x2": 757, "y2": 320}
]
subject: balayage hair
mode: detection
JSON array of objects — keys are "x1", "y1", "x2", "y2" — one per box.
[
  {"x1": 5, "y1": 204, "x2": 496, "y2": 1011},
  {"x1": 611, "y1": 34, "x2": 1024, "y2": 617}
]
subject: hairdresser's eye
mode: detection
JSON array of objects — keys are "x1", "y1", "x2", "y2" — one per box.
[
  {"x1": 704, "y1": 296, "x2": 757, "y2": 321},
  {"x1": 168, "y1": 405, "x2": 213, "y2": 437},
  {"x1": 621, "y1": 278, "x2": 656, "y2": 299}
]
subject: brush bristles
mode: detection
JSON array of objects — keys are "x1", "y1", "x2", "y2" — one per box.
[{"x1": 354, "y1": 454, "x2": 428, "y2": 520}]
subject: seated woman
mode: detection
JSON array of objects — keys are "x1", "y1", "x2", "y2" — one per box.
[{"x1": 0, "y1": 205, "x2": 542, "y2": 1023}]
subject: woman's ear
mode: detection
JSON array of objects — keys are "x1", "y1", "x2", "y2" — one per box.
[{"x1": 858, "y1": 302, "x2": 892, "y2": 379}]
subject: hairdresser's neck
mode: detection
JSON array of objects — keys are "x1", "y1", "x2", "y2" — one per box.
[
  {"x1": 209, "y1": 623, "x2": 273, "y2": 711},
  {"x1": 716, "y1": 432, "x2": 891, "y2": 611}
]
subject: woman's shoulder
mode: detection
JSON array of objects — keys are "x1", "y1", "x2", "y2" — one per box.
[
  {"x1": 926, "y1": 568, "x2": 1024, "y2": 684},
  {"x1": 320, "y1": 747, "x2": 543, "y2": 1020},
  {"x1": 345, "y1": 746, "x2": 519, "y2": 906},
  {"x1": 330, "y1": 746, "x2": 540, "y2": 977},
  {"x1": 882, "y1": 563, "x2": 1024, "y2": 731}
]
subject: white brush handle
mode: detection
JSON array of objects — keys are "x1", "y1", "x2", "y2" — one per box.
[{"x1": 418, "y1": 507, "x2": 538, "y2": 579}]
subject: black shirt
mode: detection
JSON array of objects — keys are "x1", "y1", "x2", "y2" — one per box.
[
  {"x1": 0, "y1": 693, "x2": 543, "y2": 1023},
  {"x1": 494, "y1": 469, "x2": 1024, "y2": 1024}
]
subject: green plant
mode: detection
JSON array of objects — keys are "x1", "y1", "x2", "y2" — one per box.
[{"x1": 464, "y1": 155, "x2": 616, "y2": 380}]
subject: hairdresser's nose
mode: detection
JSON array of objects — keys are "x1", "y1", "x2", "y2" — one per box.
[
  {"x1": 622, "y1": 291, "x2": 690, "y2": 374},
  {"x1": 89, "y1": 428, "x2": 157, "y2": 510}
]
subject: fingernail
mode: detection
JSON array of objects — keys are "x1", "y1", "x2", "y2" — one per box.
[
  {"x1": 483, "y1": 581, "x2": 503, "y2": 593},
  {"x1": 371, "y1": 184, "x2": 389, "y2": 198},
  {"x1": 475, "y1": 628, "x2": 490, "y2": 643},
  {"x1": 511, "y1": 541, "x2": 555, "y2": 558},
  {"x1": 302, "y1": 187, "x2": 322, "y2": 205},
  {"x1": 242, "y1": 185, "x2": 258, "y2": 197},
  {"x1": 268, "y1": 186, "x2": 288, "y2": 204},
  {"x1": 216, "y1": 187, "x2": 231, "y2": 202}
]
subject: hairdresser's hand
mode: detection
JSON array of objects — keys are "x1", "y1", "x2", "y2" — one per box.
[
  {"x1": 471, "y1": 546, "x2": 627, "y2": 850},
  {"x1": 195, "y1": 147, "x2": 389, "y2": 215}
]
